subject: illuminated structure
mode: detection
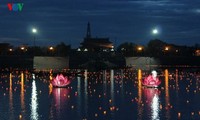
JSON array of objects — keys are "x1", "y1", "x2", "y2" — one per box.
[
  {"x1": 142, "y1": 70, "x2": 161, "y2": 87},
  {"x1": 195, "y1": 50, "x2": 200, "y2": 56},
  {"x1": 51, "y1": 74, "x2": 71, "y2": 87},
  {"x1": 80, "y1": 22, "x2": 113, "y2": 52}
]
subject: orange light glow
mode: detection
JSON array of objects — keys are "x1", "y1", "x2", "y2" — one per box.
[
  {"x1": 165, "y1": 47, "x2": 169, "y2": 51},
  {"x1": 49, "y1": 46, "x2": 54, "y2": 50},
  {"x1": 137, "y1": 47, "x2": 143, "y2": 51}
]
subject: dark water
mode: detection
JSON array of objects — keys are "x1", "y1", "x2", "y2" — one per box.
[{"x1": 0, "y1": 68, "x2": 200, "y2": 120}]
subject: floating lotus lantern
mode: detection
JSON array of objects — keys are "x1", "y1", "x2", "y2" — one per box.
[
  {"x1": 142, "y1": 70, "x2": 161, "y2": 87},
  {"x1": 51, "y1": 74, "x2": 71, "y2": 87}
]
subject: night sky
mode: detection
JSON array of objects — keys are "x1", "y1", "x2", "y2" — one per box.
[{"x1": 0, "y1": 0, "x2": 200, "y2": 48}]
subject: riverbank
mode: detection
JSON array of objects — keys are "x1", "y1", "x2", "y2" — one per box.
[{"x1": 0, "y1": 55, "x2": 199, "y2": 70}]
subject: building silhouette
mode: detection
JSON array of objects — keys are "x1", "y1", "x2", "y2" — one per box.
[{"x1": 80, "y1": 22, "x2": 113, "y2": 52}]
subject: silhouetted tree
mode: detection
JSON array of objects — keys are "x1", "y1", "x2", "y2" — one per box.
[
  {"x1": 117, "y1": 42, "x2": 137, "y2": 56},
  {"x1": 147, "y1": 39, "x2": 167, "y2": 56},
  {"x1": 55, "y1": 42, "x2": 71, "y2": 56},
  {"x1": 0, "y1": 43, "x2": 12, "y2": 55}
]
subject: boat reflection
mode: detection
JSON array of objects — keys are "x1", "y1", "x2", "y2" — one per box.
[{"x1": 143, "y1": 87, "x2": 160, "y2": 120}]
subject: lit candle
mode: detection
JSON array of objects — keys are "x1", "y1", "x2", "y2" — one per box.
[
  {"x1": 103, "y1": 111, "x2": 107, "y2": 115},
  {"x1": 178, "y1": 112, "x2": 181, "y2": 118},
  {"x1": 19, "y1": 114, "x2": 22, "y2": 119}
]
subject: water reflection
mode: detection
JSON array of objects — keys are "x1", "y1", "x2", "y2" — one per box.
[
  {"x1": 103, "y1": 70, "x2": 107, "y2": 94},
  {"x1": 164, "y1": 69, "x2": 170, "y2": 119},
  {"x1": 30, "y1": 79, "x2": 39, "y2": 120},
  {"x1": 21, "y1": 72, "x2": 25, "y2": 117},
  {"x1": 143, "y1": 88, "x2": 160, "y2": 120},
  {"x1": 84, "y1": 69, "x2": 88, "y2": 117},
  {"x1": 1, "y1": 68, "x2": 200, "y2": 120},
  {"x1": 53, "y1": 88, "x2": 70, "y2": 117},
  {"x1": 175, "y1": 69, "x2": 179, "y2": 90},
  {"x1": 110, "y1": 69, "x2": 115, "y2": 104},
  {"x1": 120, "y1": 69, "x2": 124, "y2": 102},
  {"x1": 110, "y1": 69, "x2": 115, "y2": 118},
  {"x1": 9, "y1": 73, "x2": 14, "y2": 120},
  {"x1": 77, "y1": 76, "x2": 81, "y2": 118},
  {"x1": 165, "y1": 69, "x2": 169, "y2": 97},
  {"x1": 137, "y1": 69, "x2": 143, "y2": 120}
]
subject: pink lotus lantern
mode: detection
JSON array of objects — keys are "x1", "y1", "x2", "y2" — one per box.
[
  {"x1": 51, "y1": 74, "x2": 71, "y2": 87},
  {"x1": 142, "y1": 70, "x2": 161, "y2": 87}
]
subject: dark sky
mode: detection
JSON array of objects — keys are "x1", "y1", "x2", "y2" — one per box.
[{"x1": 0, "y1": 0, "x2": 200, "y2": 48}]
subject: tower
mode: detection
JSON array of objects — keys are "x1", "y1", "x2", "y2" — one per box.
[{"x1": 86, "y1": 22, "x2": 91, "y2": 38}]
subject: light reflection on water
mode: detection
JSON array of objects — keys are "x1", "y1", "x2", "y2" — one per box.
[
  {"x1": 151, "y1": 93, "x2": 159, "y2": 120},
  {"x1": 53, "y1": 87, "x2": 70, "y2": 119},
  {"x1": 84, "y1": 70, "x2": 88, "y2": 118},
  {"x1": 143, "y1": 87, "x2": 160, "y2": 120},
  {"x1": 9, "y1": 73, "x2": 14, "y2": 120},
  {"x1": 30, "y1": 79, "x2": 38, "y2": 120},
  {"x1": 1, "y1": 68, "x2": 200, "y2": 119},
  {"x1": 21, "y1": 72, "x2": 25, "y2": 119},
  {"x1": 165, "y1": 69, "x2": 170, "y2": 120},
  {"x1": 137, "y1": 69, "x2": 143, "y2": 120}
]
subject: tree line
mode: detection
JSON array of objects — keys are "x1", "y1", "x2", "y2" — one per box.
[{"x1": 0, "y1": 39, "x2": 199, "y2": 57}]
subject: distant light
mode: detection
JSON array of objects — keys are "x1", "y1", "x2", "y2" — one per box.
[
  {"x1": 9, "y1": 48, "x2": 13, "y2": 52},
  {"x1": 77, "y1": 48, "x2": 81, "y2": 51},
  {"x1": 152, "y1": 29, "x2": 158, "y2": 34},
  {"x1": 195, "y1": 50, "x2": 200, "y2": 56},
  {"x1": 165, "y1": 47, "x2": 169, "y2": 51},
  {"x1": 121, "y1": 48, "x2": 125, "y2": 51},
  {"x1": 195, "y1": 9, "x2": 200, "y2": 13},
  {"x1": 49, "y1": 46, "x2": 54, "y2": 50},
  {"x1": 137, "y1": 47, "x2": 143, "y2": 51},
  {"x1": 32, "y1": 74, "x2": 35, "y2": 79},
  {"x1": 84, "y1": 48, "x2": 88, "y2": 51},
  {"x1": 21, "y1": 47, "x2": 25, "y2": 50},
  {"x1": 32, "y1": 28, "x2": 37, "y2": 33}
]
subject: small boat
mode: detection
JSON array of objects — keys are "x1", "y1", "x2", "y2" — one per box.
[{"x1": 51, "y1": 74, "x2": 71, "y2": 88}]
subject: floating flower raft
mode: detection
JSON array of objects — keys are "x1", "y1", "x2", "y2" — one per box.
[
  {"x1": 51, "y1": 74, "x2": 71, "y2": 88},
  {"x1": 142, "y1": 75, "x2": 161, "y2": 88}
]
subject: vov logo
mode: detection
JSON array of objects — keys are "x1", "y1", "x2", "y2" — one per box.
[{"x1": 7, "y1": 3, "x2": 24, "y2": 11}]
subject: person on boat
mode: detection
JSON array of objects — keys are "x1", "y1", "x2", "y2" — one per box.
[{"x1": 143, "y1": 70, "x2": 161, "y2": 86}]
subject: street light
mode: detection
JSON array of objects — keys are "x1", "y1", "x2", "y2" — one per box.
[
  {"x1": 137, "y1": 46, "x2": 143, "y2": 51},
  {"x1": 21, "y1": 46, "x2": 25, "y2": 50},
  {"x1": 49, "y1": 46, "x2": 54, "y2": 50},
  {"x1": 9, "y1": 48, "x2": 13, "y2": 52},
  {"x1": 32, "y1": 28, "x2": 37, "y2": 33},
  {"x1": 32, "y1": 28, "x2": 37, "y2": 47},
  {"x1": 165, "y1": 46, "x2": 169, "y2": 51},
  {"x1": 152, "y1": 28, "x2": 158, "y2": 35},
  {"x1": 49, "y1": 46, "x2": 54, "y2": 56}
]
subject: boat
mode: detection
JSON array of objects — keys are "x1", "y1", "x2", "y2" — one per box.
[
  {"x1": 142, "y1": 70, "x2": 161, "y2": 88},
  {"x1": 51, "y1": 74, "x2": 71, "y2": 87}
]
